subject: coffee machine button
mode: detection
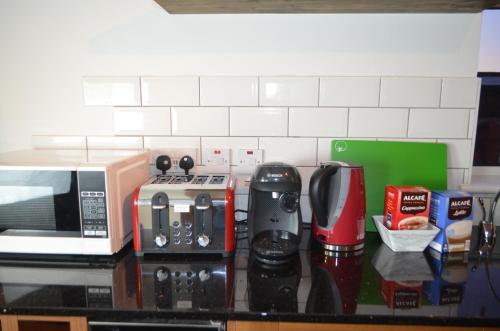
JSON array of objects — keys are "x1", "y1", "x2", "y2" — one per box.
[
  {"x1": 185, "y1": 222, "x2": 192, "y2": 229},
  {"x1": 174, "y1": 238, "x2": 181, "y2": 245},
  {"x1": 197, "y1": 234, "x2": 210, "y2": 247},
  {"x1": 154, "y1": 234, "x2": 168, "y2": 247},
  {"x1": 185, "y1": 238, "x2": 193, "y2": 245},
  {"x1": 173, "y1": 228, "x2": 181, "y2": 237},
  {"x1": 173, "y1": 221, "x2": 180, "y2": 228},
  {"x1": 185, "y1": 230, "x2": 192, "y2": 237}
]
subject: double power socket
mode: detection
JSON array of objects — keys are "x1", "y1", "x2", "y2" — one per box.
[{"x1": 150, "y1": 148, "x2": 263, "y2": 174}]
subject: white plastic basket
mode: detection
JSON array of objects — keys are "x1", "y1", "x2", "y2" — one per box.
[{"x1": 372, "y1": 215, "x2": 440, "y2": 252}]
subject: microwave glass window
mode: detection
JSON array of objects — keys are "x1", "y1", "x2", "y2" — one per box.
[{"x1": 0, "y1": 170, "x2": 81, "y2": 234}]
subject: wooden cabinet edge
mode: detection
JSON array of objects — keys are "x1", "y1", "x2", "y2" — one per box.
[{"x1": 1, "y1": 315, "x2": 87, "y2": 331}]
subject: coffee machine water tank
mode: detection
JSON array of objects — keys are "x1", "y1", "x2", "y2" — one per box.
[{"x1": 247, "y1": 162, "x2": 302, "y2": 264}]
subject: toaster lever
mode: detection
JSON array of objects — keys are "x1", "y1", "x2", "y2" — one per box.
[
  {"x1": 151, "y1": 192, "x2": 170, "y2": 248},
  {"x1": 195, "y1": 193, "x2": 213, "y2": 247}
]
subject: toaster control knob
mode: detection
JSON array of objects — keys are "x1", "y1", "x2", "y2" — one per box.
[
  {"x1": 155, "y1": 234, "x2": 168, "y2": 247},
  {"x1": 197, "y1": 234, "x2": 210, "y2": 247},
  {"x1": 199, "y1": 268, "x2": 211, "y2": 282}
]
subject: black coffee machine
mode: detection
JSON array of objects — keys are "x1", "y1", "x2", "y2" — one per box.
[{"x1": 247, "y1": 162, "x2": 302, "y2": 264}]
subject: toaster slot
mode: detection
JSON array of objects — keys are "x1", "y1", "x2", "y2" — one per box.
[
  {"x1": 194, "y1": 193, "x2": 213, "y2": 248},
  {"x1": 151, "y1": 192, "x2": 170, "y2": 248}
]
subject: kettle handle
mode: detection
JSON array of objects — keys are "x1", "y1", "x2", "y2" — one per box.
[{"x1": 309, "y1": 164, "x2": 340, "y2": 227}]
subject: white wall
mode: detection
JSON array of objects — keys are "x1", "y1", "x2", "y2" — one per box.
[
  {"x1": 0, "y1": 0, "x2": 483, "y2": 153},
  {"x1": 479, "y1": 9, "x2": 500, "y2": 72}
]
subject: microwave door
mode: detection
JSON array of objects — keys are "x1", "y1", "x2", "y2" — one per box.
[{"x1": 0, "y1": 169, "x2": 81, "y2": 237}]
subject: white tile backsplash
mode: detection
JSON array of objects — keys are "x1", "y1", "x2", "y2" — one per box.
[
  {"x1": 297, "y1": 167, "x2": 316, "y2": 194},
  {"x1": 76, "y1": 75, "x2": 478, "y2": 180},
  {"x1": 319, "y1": 77, "x2": 379, "y2": 107},
  {"x1": 408, "y1": 108, "x2": 469, "y2": 138},
  {"x1": 448, "y1": 168, "x2": 466, "y2": 190},
  {"x1": 348, "y1": 108, "x2": 409, "y2": 138},
  {"x1": 32, "y1": 135, "x2": 87, "y2": 149},
  {"x1": 260, "y1": 77, "x2": 318, "y2": 106},
  {"x1": 201, "y1": 137, "x2": 258, "y2": 165},
  {"x1": 259, "y1": 137, "x2": 317, "y2": 166},
  {"x1": 200, "y1": 77, "x2": 258, "y2": 106},
  {"x1": 171, "y1": 107, "x2": 228, "y2": 136},
  {"x1": 83, "y1": 77, "x2": 140, "y2": 106},
  {"x1": 141, "y1": 77, "x2": 199, "y2": 106},
  {"x1": 113, "y1": 107, "x2": 171, "y2": 136},
  {"x1": 440, "y1": 78, "x2": 479, "y2": 108},
  {"x1": 87, "y1": 136, "x2": 143, "y2": 149},
  {"x1": 230, "y1": 107, "x2": 288, "y2": 136},
  {"x1": 289, "y1": 108, "x2": 348, "y2": 137},
  {"x1": 380, "y1": 77, "x2": 441, "y2": 108},
  {"x1": 438, "y1": 139, "x2": 473, "y2": 168}
]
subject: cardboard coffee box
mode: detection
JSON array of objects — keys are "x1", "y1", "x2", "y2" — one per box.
[
  {"x1": 429, "y1": 190, "x2": 474, "y2": 253},
  {"x1": 383, "y1": 186, "x2": 431, "y2": 230}
]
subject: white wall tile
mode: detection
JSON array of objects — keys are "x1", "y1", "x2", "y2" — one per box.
[
  {"x1": 83, "y1": 77, "x2": 140, "y2": 106},
  {"x1": 289, "y1": 108, "x2": 348, "y2": 137},
  {"x1": 348, "y1": 108, "x2": 408, "y2": 138},
  {"x1": 300, "y1": 195, "x2": 312, "y2": 224},
  {"x1": 230, "y1": 107, "x2": 288, "y2": 136},
  {"x1": 201, "y1": 137, "x2": 258, "y2": 165},
  {"x1": 171, "y1": 107, "x2": 228, "y2": 136},
  {"x1": 144, "y1": 136, "x2": 201, "y2": 164},
  {"x1": 440, "y1": 78, "x2": 479, "y2": 108},
  {"x1": 31, "y1": 135, "x2": 87, "y2": 149},
  {"x1": 87, "y1": 136, "x2": 143, "y2": 149},
  {"x1": 377, "y1": 138, "x2": 436, "y2": 143},
  {"x1": 468, "y1": 110, "x2": 477, "y2": 139},
  {"x1": 448, "y1": 168, "x2": 465, "y2": 190},
  {"x1": 200, "y1": 77, "x2": 258, "y2": 106},
  {"x1": 319, "y1": 77, "x2": 379, "y2": 107},
  {"x1": 438, "y1": 139, "x2": 472, "y2": 168},
  {"x1": 144, "y1": 136, "x2": 200, "y2": 149},
  {"x1": 408, "y1": 109, "x2": 469, "y2": 138},
  {"x1": 141, "y1": 77, "x2": 199, "y2": 106},
  {"x1": 259, "y1": 137, "x2": 317, "y2": 166},
  {"x1": 113, "y1": 107, "x2": 171, "y2": 136},
  {"x1": 380, "y1": 77, "x2": 441, "y2": 107},
  {"x1": 260, "y1": 77, "x2": 318, "y2": 106}
]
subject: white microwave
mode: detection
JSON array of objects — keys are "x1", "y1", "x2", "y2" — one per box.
[{"x1": 0, "y1": 149, "x2": 150, "y2": 255}]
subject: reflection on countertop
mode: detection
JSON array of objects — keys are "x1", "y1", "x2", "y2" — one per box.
[{"x1": 0, "y1": 229, "x2": 499, "y2": 326}]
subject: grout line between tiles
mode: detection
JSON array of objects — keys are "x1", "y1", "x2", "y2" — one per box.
[
  {"x1": 405, "y1": 108, "x2": 410, "y2": 138},
  {"x1": 317, "y1": 77, "x2": 321, "y2": 106},
  {"x1": 438, "y1": 78, "x2": 443, "y2": 108},
  {"x1": 198, "y1": 77, "x2": 201, "y2": 106},
  {"x1": 378, "y1": 77, "x2": 382, "y2": 107}
]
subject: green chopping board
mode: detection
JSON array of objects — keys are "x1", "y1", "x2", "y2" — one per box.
[{"x1": 331, "y1": 140, "x2": 448, "y2": 232}]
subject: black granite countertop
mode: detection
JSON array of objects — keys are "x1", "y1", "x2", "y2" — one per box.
[{"x1": 0, "y1": 228, "x2": 499, "y2": 327}]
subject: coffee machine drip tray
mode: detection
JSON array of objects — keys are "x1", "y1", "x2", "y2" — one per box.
[{"x1": 251, "y1": 230, "x2": 300, "y2": 265}]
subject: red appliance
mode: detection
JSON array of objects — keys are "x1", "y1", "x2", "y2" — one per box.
[{"x1": 309, "y1": 161, "x2": 366, "y2": 251}]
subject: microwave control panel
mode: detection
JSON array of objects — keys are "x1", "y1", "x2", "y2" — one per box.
[{"x1": 78, "y1": 171, "x2": 108, "y2": 238}]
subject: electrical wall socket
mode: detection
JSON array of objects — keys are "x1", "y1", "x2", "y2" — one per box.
[
  {"x1": 202, "y1": 148, "x2": 230, "y2": 173},
  {"x1": 238, "y1": 149, "x2": 263, "y2": 166},
  {"x1": 149, "y1": 148, "x2": 198, "y2": 174}
]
